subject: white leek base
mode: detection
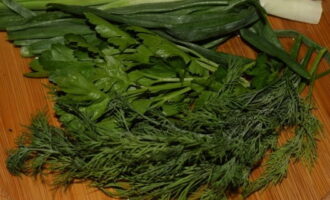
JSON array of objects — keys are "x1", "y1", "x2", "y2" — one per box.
[{"x1": 260, "y1": 0, "x2": 323, "y2": 24}]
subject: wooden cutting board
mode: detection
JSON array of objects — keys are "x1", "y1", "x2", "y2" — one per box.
[{"x1": 0, "y1": 2, "x2": 329, "y2": 200}]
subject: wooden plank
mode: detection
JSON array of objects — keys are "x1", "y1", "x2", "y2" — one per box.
[{"x1": 0, "y1": 2, "x2": 329, "y2": 200}]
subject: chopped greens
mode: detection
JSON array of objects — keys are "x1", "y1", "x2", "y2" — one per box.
[{"x1": 0, "y1": 0, "x2": 329, "y2": 200}]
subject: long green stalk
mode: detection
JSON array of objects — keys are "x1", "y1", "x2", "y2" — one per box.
[
  {"x1": 0, "y1": 0, "x2": 110, "y2": 10},
  {"x1": 0, "y1": 0, "x2": 183, "y2": 11}
]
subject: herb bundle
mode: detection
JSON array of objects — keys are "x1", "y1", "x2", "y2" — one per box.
[{"x1": 1, "y1": 0, "x2": 329, "y2": 199}]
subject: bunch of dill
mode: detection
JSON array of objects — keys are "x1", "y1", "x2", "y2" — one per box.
[{"x1": 6, "y1": 62, "x2": 320, "y2": 200}]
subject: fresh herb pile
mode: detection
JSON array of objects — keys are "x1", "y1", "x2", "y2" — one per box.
[{"x1": 1, "y1": 0, "x2": 330, "y2": 199}]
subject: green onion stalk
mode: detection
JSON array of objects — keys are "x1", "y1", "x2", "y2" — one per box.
[{"x1": 0, "y1": 0, "x2": 180, "y2": 10}]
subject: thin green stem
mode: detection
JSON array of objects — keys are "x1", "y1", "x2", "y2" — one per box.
[
  {"x1": 176, "y1": 45, "x2": 219, "y2": 70},
  {"x1": 28, "y1": 148, "x2": 60, "y2": 154},
  {"x1": 151, "y1": 87, "x2": 192, "y2": 108},
  {"x1": 307, "y1": 48, "x2": 327, "y2": 100},
  {"x1": 301, "y1": 48, "x2": 314, "y2": 68},
  {"x1": 316, "y1": 69, "x2": 330, "y2": 79},
  {"x1": 202, "y1": 35, "x2": 232, "y2": 49},
  {"x1": 310, "y1": 48, "x2": 327, "y2": 76},
  {"x1": 125, "y1": 81, "x2": 191, "y2": 95},
  {"x1": 290, "y1": 35, "x2": 302, "y2": 59},
  {"x1": 298, "y1": 47, "x2": 315, "y2": 93},
  {"x1": 141, "y1": 73, "x2": 195, "y2": 83},
  {"x1": 195, "y1": 60, "x2": 218, "y2": 72}
]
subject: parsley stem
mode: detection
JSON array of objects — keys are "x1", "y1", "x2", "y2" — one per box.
[
  {"x1": 151, "y1": 87, "x2": 192, "y2": 108},
  {"x1": 125, "y1": 81, "x2": 191, "y2": 95}
]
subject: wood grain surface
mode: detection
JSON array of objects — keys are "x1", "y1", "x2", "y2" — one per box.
[{"x1": 0, "y1": 2, "x2": 330, "y2": 200}]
